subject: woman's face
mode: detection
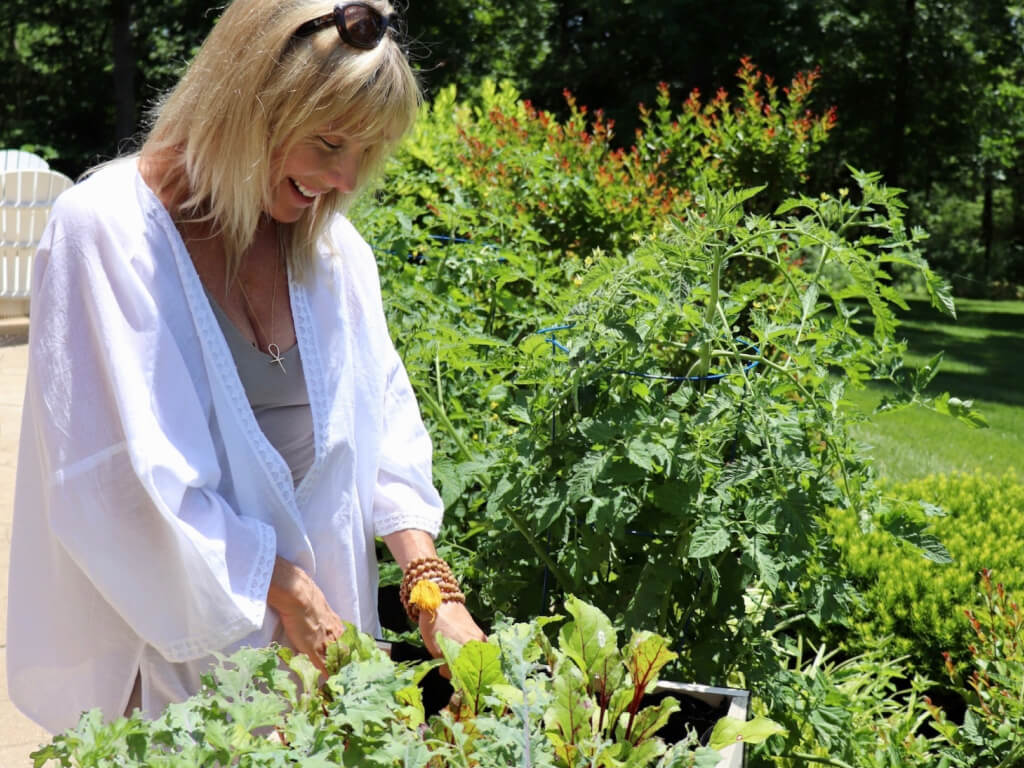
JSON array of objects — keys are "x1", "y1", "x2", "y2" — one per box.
[{"x1": 267, "y1": 129, "x2": 368, "y2": 223}]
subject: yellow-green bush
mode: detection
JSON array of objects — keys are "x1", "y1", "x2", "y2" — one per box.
[{"x1": 830, "y1": 471, "x2": 1024, "y2": 673}]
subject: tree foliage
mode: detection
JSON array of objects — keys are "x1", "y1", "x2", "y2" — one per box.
[{"x1": 2, "y1": 0, "x2": 1020, "y2": 288}]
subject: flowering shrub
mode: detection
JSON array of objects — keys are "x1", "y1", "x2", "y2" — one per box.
[
  {"x1": 635, "y1": 57, "x2": 837, "y2": 214},
  {"x1": 829, "y1": 472, "x2": 1024, "y2": 673},
  {"x1": 361, "y1": 59, "x2": 836, "y2": 264},
  {"x1": 927, "y1": 570, "x2": 1024, "y2": 766}
]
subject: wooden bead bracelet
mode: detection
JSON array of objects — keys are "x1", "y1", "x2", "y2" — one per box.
[{"x1": 399, "y1": 556, "x2": 466, "y2": 621}]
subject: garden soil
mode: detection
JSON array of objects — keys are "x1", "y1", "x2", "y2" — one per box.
[{"x1": 0, "y1": 318, "x2": 51, "y2": 767}]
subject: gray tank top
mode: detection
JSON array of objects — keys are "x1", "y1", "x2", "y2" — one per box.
[{"x1": 207, "y1": 294, "x2": 315, "y2": 486}]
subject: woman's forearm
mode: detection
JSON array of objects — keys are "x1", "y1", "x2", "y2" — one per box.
[
  {"x1": 382, "y1": 529, "x2": 487, "y2": 657},
  {"x1": 381, "y1": 529, "x2": 438, "y2": 570}
]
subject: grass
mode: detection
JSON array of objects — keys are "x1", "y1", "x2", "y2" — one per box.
[{"x1": 845, "y1": 297, "x2": 1024, "y2": 484}]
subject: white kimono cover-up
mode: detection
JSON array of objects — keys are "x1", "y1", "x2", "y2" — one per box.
[{"x1": 6, "y1": 159, "x2": 443, "y2": 734}]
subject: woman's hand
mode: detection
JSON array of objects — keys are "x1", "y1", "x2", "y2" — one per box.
[
  {"x1": 267, "y1": 557, "x2": 345, "y2": 674},
  {"x1": 418, "y1": 600, "x2": 488, "y2": 660},
  {"x1": 381, "y1": 529, "x2": 488, "y2": 673}
]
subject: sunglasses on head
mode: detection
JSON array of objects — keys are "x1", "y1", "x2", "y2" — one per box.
[{"x1": 294, "y1": 2, "x2": 394, "y2": 50}]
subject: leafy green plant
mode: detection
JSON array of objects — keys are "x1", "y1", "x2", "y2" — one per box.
[
  {"x1": 30, "y1": 598, "x2": 782, "y2": 767},
  {"x1": 927, "y1": 570, "x2": 1024, "y2": 767},
  {"x1": 829, "y1": 472, "x2": 1024, "y2": 674},
  {"x1": 752, "y1": 634, "x2": 940, "y2": 767},
  {"x1": 350, "y1": 62, "x2": 843, "y2": 475}
]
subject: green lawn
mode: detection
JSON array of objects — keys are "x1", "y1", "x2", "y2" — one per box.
[{"x1": 845, "y1": 297, "x2": 1024, "y2": 483}]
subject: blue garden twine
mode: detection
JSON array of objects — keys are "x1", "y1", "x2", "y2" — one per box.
[{"x1": 533, "y1": 323, "x2": 761, "y2": 381}]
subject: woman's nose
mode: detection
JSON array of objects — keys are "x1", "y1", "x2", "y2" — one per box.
[{"x1": 325, "y1": 149, "x2": 360, "y2": 193}]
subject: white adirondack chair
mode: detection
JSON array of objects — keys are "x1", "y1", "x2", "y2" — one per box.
[
  {"x1": 0, "y1": 168, "x2": 73, "y2": 317},
  {"x1": 0, "y1": 149, "x2": 50, "y2": 171}
]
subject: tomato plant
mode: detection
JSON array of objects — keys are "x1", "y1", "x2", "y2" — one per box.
[{"x1": 352, "y1": 71, "x2": 981, "y2": 695}]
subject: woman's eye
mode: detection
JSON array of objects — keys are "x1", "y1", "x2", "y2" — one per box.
[{"x1": 319, "y1": 136, "x2": 345, "y2": 151}]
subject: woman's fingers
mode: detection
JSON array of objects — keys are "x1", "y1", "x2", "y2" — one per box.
[{"x1": 270, "y1": 561, "x2": 345, "y2": 673}]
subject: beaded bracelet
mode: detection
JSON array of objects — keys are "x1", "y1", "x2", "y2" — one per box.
[{"x1": 399, "y1": 556, "x2": 466, "y2": 621}]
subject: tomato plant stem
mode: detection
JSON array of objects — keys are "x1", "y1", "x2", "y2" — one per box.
[{"x1": 505, "y1": 507, "x2": 575, "y2": 593}]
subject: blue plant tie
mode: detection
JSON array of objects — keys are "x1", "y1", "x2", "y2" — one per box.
[
  {"x1": 535, "y1": 323, "x2": 575, "y2": 355},
  {"x1": 533, "y1": 324, "x2": 760, "y2": 381}
]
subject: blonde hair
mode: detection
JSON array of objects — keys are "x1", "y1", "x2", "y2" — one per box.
[{"x1": 142, "y1": 0, "x2": 420, "y2": 277}]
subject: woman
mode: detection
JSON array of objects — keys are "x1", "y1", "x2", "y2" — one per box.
[{"x1": 6, "y1": 0, "x2": 484, "y2": 734}]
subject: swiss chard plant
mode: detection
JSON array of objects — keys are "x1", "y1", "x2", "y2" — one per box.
[{"x1": 29, "y1": 598, "x2": 782, "y2": 768}]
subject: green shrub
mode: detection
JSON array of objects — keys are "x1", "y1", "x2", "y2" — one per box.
[{"x1": 830, "y1": 472, "x2": 1024, "y2": 672}]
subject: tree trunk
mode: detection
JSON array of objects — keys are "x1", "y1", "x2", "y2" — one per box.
[
  {"x1": 1011, "y1": 158, "x2": 1024, "y2": 284},
  {"x1": 981, "y1": 163, "x2": 994, "y2": 289},
  {"x1": 887, "y1": 0, "x2": 916, "y2": 187},
  {"x1": 111, "y1": 0, "x2": 136, "y2": 144}
]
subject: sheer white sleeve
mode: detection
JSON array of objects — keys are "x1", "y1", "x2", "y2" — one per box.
[
  {"x1": 371, "y1": 345, "x2": 444, "y2": 538},
  {"x1": 22, "y1": 195, "x2": 276, "y2": 663}
]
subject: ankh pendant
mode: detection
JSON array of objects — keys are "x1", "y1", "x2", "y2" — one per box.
[{"x1": 267, "y1": 343, "x2": 287, "y2": 374}]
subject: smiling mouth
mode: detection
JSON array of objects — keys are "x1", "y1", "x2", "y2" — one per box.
[{"x1": 290, "y1": 178, "x2": 321, "y2": 200}]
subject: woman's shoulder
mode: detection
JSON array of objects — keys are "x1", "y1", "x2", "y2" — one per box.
[
  {"x1": 324, "y1": 214, "x2": 372, "y2": 257},
  {"x1": 50, "y1": 158, "x2": 151, "y2": 235},
  {"x1": 320, "y1": 214, "x2": 380, "y2": 278}
]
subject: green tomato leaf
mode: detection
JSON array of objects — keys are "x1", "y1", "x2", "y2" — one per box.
[
  {"x1": 774, "y1": 198, "x2": 807, "y2": 216},
  {"x1": 688, "y1": 518, "x2": 731, "y2": 559},
  {"x1": 627, "y1": 438, "x2": 659, "y2": 472},
  {"x1": 877, "y1": 505, "x2": 953, "y2": 563},
  {"x1": 801, "y1": 282, "x2": 820, "y2": 320},
  {"x1": 914, "y1": 351, "x2": 944, "y2": 391},
  {"x1": 934, "y1": 392, "x2": 988, "y2": 428},
  {"x1": 926, "y1": 271, "x2": 957, "y2": 318}
]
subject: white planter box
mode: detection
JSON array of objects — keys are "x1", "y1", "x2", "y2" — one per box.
[{"x1": 654, "y1": 681, "x2": 750, "y2": 768}]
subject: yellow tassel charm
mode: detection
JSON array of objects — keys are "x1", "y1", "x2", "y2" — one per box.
[
  {"x1": 409, "y1": 579, "x2": 442, "y2": 620},
  {"x1": 398, "y1": 557, "x2": 466, "y2": 621}
]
